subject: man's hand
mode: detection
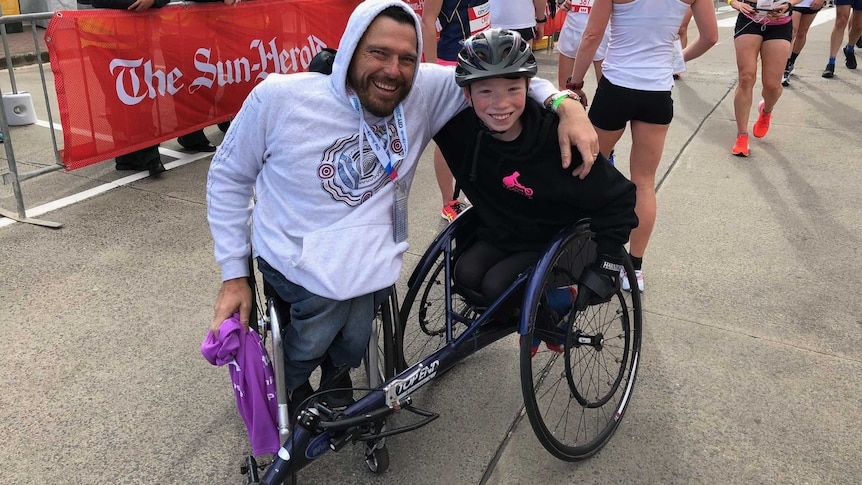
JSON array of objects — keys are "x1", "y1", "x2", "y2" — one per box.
[
  {"x1": 211, "y1": 277, "x2": 252, "y2": 338},
  {"x1": 555, "y1": 98, "x2": 599, "y2": 179}
]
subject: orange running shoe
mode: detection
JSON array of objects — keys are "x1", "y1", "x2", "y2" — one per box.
[
  {"x1": 441, "y1": 199, "x2": 465, "y2": 222},
  {"x1": 752, "y1": 100, "x2": 771, "y2": 138},
  {"x1": 732, "y1": 134, "x2": 749, "y2": 157}
]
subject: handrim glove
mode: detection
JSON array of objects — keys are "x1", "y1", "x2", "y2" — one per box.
[{"x1": 574, "y1": 255, "x2": 623, "y2": 311}]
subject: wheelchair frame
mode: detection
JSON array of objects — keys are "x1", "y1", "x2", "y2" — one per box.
[{"x1": 246, "y1": 210, "x2": 642, "y2": 484}]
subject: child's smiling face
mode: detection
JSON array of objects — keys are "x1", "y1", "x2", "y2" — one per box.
[{"x1": 465, "y1": 77, "x2": 528, "y2": 141}]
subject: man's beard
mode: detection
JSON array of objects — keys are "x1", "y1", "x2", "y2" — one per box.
[{"x1": 352, "y1": 77, "x2": 411, "y2": 117}]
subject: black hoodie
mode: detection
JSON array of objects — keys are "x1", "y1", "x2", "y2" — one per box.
[{"x1": 433, "y1": 98, "x2": 638, "y2": 258}]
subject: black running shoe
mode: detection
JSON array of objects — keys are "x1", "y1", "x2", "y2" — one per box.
[
  {"x1": 781, "y1": 68, "x2": 791, "y2": 87},
  {"x1": 844, "y1": 46, "x2": 857, "y2": 69},
  {"x1": 822, "y1": 63, "x2": 835, "y2": 78}
]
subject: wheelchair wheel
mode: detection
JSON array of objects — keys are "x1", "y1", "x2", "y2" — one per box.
[
  {"x1": 397, "y1": 250, "x2": 479, "y2": 370},
  {"x1": 368, "y1": 290, "x2": 399, "y2": 387},
  {"x1": 519, "y1": 229, "x2": 642, "y2": 461}
]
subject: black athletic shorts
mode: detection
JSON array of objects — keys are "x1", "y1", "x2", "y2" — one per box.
[
  {"x1": 511, "y1": 26, "x2": 537, "y2": 42},
  {"x1": 834, "y1": 0, "x2": 862, "y2": 9},
  {"x1": 588, "y1": 76, "x2": 673, "y2": 131},
  {"x1": 734, "y1": 13, "x2": 793, "y2": 41},
  {"x1": 794, "y1": 6, "x2": 821, "y2": 15}
]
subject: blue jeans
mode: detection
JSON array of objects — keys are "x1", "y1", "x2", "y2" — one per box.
[{"x1": 258, "y1": 258, "x2": 391, "y2": 392}]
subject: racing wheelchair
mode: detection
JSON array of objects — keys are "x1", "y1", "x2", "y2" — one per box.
[{"x1": 244, "y1": 208, "x2": 642, "y2": 484}]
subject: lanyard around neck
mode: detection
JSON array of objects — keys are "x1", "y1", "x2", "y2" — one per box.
[{"x1": 347, "y1": 89, "x2": 408, "y2": 181}]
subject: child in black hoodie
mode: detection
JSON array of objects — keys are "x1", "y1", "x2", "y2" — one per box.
[{"x1": 433, "y1": 28, "x2": 638, "y2": 312}]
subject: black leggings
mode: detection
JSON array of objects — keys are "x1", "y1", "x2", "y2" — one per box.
[{"x1": 454, "y1": 240, "x2": 540, "y2": 303}]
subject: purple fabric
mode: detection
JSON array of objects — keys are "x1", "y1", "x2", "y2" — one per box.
[{"x1": 201, "y1": 314, "x2": 279, "y2": 455}]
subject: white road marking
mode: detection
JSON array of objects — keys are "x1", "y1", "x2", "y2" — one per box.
[{"x1": 1, "y1": 135, "x2": 215, "y2": 228}]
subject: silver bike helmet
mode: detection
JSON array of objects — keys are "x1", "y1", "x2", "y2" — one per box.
[{"x1": 455, "y1": 28, "x2": 538, "y2": 87}]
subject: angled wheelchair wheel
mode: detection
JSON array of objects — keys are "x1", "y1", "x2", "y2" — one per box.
[
  {"x1": 519, "y1": 228, "x2": 642, "y2": 461},
  {"x1": 397, "y1": 250, "x2": 480, "y2": 369}
]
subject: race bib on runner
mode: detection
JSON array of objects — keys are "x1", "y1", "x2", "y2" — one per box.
[
  {"x1": 571, "y1": 0, "x2": 594, "y2": 14},
  {"x1": 469, "y1": 2, "x2": 491, "y2": 35}
]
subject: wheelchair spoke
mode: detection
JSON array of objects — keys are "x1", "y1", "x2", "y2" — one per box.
[{"x1": 398, "y1": 253, "x2": 477, "y2": 369}]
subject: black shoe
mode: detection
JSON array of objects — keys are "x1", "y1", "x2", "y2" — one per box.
[
  {"x1": 181, "y1": 142, "x2": 217, "y2": 153},
  {"x1": 116, "y1": 146, "x2": 160, "y2": 172},
  {"x1": 148, "y1": 159, "x2": 166, "y2": 177},
  {"x1": 781, "y1": 62, "x2": 793, "y2": 86},
  {"x1": 844, "y1": 45, "x2": 857, "y2": 69},
  {"x1": 822, "y1": 63, "x2": 835, "y2": 78},
  {"x1": 856, "y1": 35, "x2": 862, "y2": 49}
]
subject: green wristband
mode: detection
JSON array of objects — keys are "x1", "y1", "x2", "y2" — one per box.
[{"x1": 552, "y1": 94, "x2": 569, "y2": 110}]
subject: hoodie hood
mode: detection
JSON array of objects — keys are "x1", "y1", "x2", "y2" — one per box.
[{"x1": 329, "y1": 0, "x2": 423, "y2": 100}]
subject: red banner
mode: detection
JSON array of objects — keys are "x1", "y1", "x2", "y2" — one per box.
[
  {"x1": 406, "y1": 0, "x2": 423, "y2": 18},
  {"x1": 551, "y1": 8, "x2": 566, "y2": 35},
  {"x1": 46, "y1": 0, "x2": 361, "y2": 170}
]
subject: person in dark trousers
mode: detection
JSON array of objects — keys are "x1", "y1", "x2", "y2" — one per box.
[
  {"x1": 433, "y1": 28, "x2": 638, "y2": 315},
  {"x1": 81, "y1": 0, "x2": 222, "y2": 176}
]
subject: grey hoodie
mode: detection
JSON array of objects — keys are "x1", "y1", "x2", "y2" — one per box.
[{"x1": 207, "y1": 0, "x2": 559, "y2": 300}]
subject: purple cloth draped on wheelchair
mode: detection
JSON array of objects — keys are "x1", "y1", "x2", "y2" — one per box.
[{"x1": 202, "y1": 314, "x2": 280, "y2": 455}]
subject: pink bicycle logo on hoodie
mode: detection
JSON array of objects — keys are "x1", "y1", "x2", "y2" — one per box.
[{"x1": 502, "y1": 171, "x2": 534, "y2": 198}]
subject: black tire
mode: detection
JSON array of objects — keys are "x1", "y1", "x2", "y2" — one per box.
[
  {"x1": 364, "y1": 443, "x2": 390, "y2": 474},
  {"x1": 396, "y1": 250, "x2": 479, "y2": 370},
  {"x1": 368, "y1": 291, "x2": 399, "y2": 386},
  {"x1": 519, "y1": 228, "x2": 642, "y2": 461}
]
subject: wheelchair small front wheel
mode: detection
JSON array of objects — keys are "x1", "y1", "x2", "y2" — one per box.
[
  {"x1": 519, "y1": 229, "x2": 642, "y2": 461},
  {"x1": 364, "y1": 442, "x2": 390, "y2": 474}
]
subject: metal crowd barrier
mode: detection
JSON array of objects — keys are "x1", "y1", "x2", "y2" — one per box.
[{"x1": 1, "y1": 12, "x2": 63, "y2": 228}]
